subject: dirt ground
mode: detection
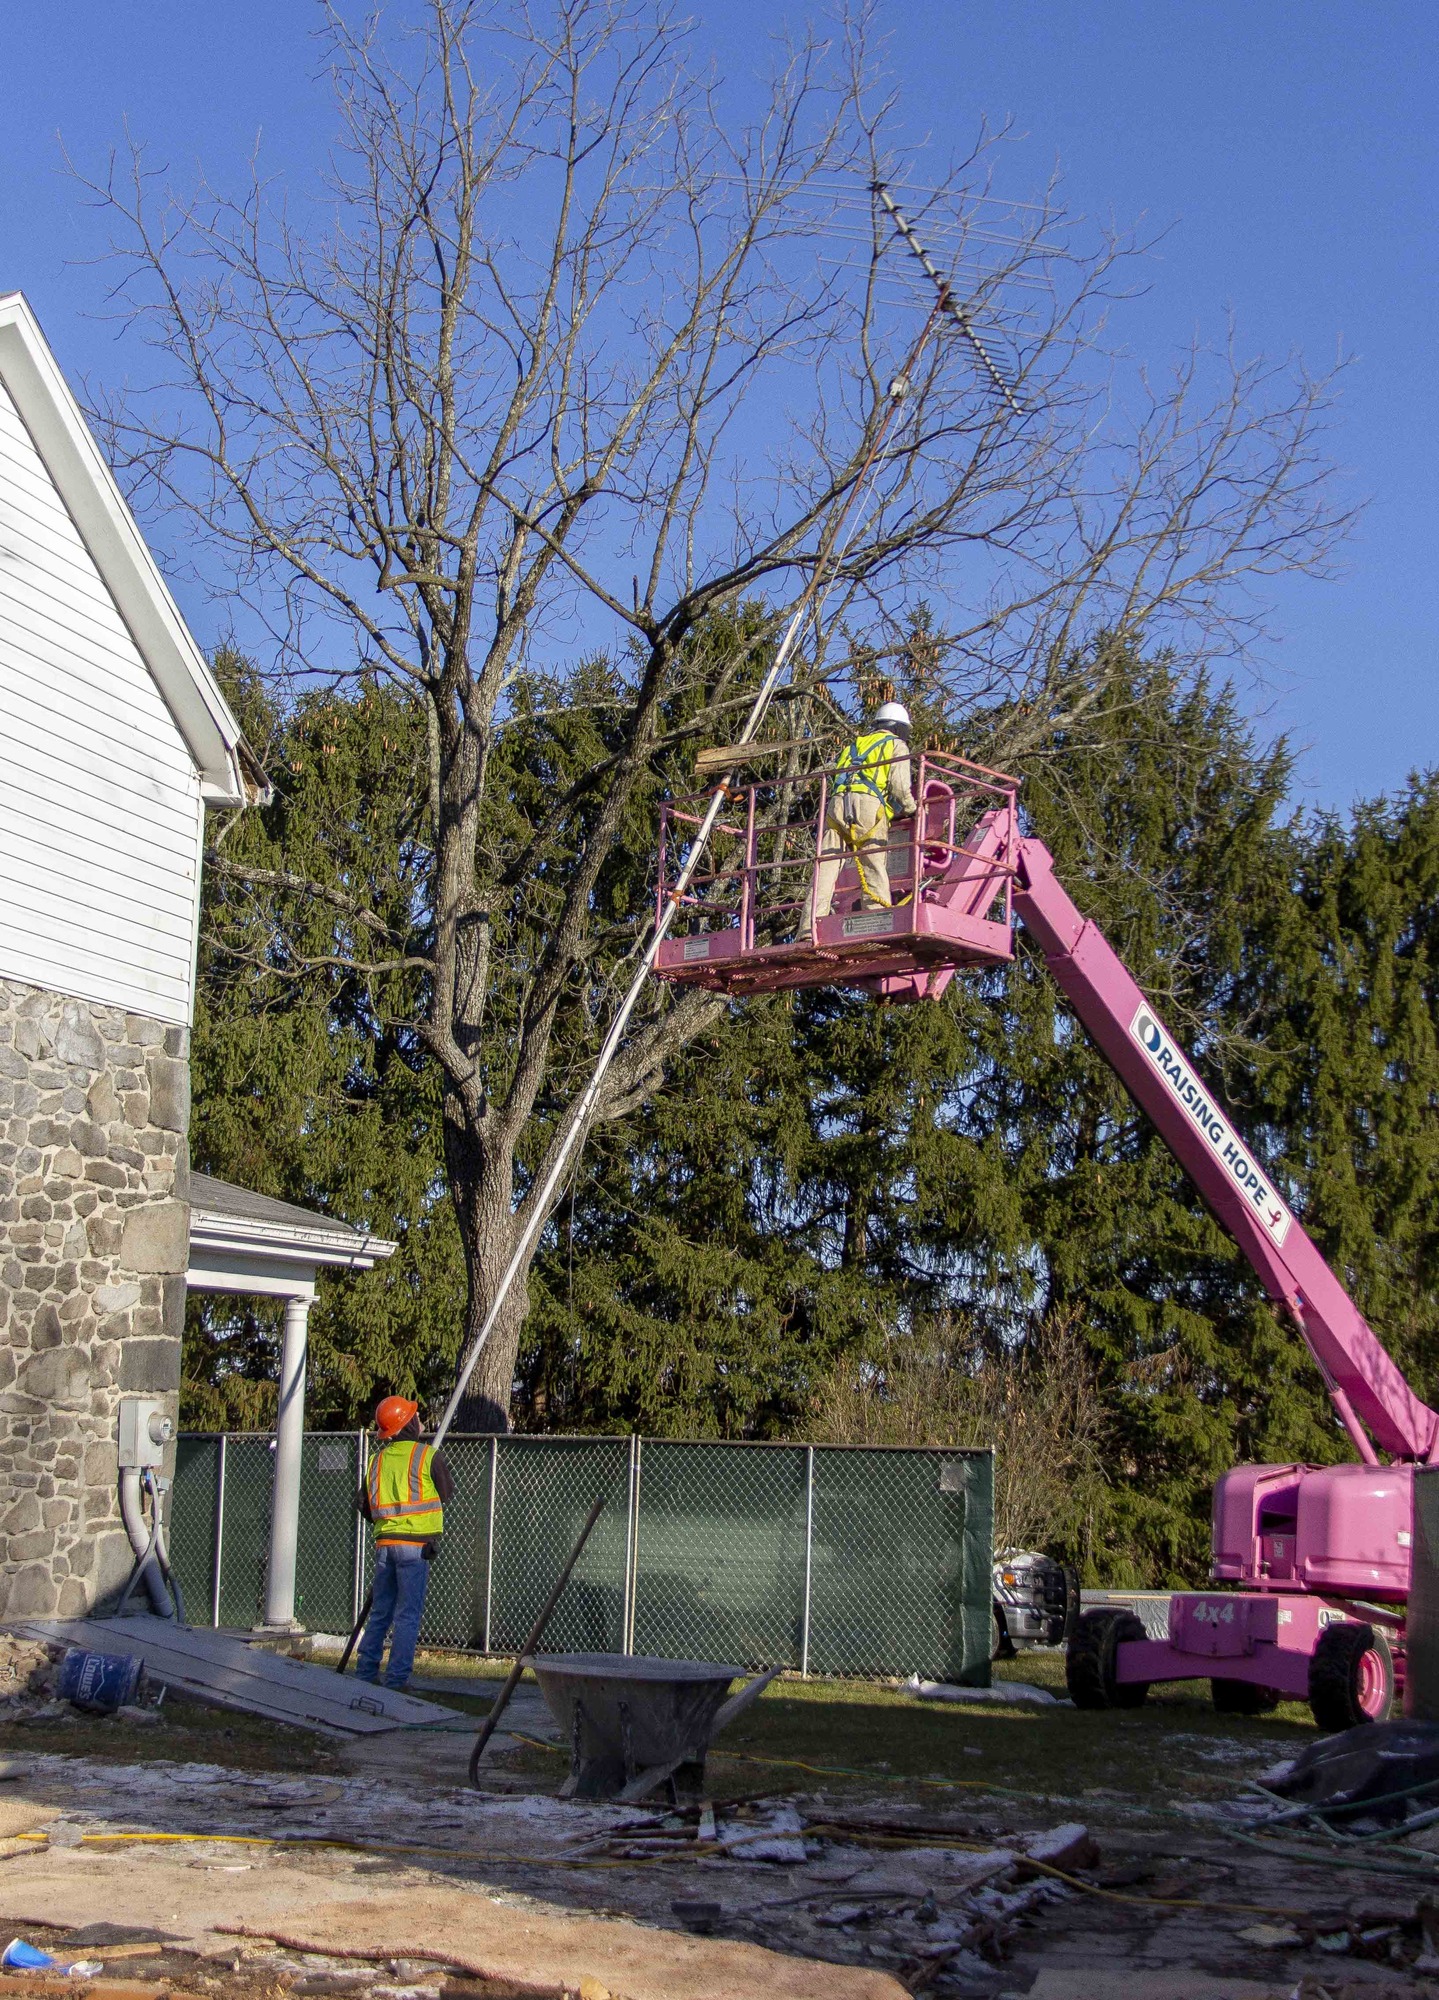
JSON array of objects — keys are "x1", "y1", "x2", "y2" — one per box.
[{"x1": 0, "y1": 1641, "x2": 1435, "y2": 2000}]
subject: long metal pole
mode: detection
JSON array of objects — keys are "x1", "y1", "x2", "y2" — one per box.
[{"x1": 431, "y1": 314, "x2": 942, "y2": 1453}]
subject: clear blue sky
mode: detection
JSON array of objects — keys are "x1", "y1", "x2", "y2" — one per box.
[{"x1": 2, "y1": 1, "x2": 1433, "y2": 811}]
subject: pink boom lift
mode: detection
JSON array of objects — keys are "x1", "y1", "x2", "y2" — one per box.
[{"x1": 655, "y1": 751, "x2": 1435, "y2": 1727}]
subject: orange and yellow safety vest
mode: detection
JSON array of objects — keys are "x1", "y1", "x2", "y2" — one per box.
[{"x1": 367, "y1": 1438, "x2": 444, "y2": 1545}]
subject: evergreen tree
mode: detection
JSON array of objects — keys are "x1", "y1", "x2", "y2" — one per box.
[
  {"x1": 1249, "y1": 775, "x2": 1439, "y2": 1408},
  {"x1": 185, "y1": 661, "x2": 462, "y2": 1427}
]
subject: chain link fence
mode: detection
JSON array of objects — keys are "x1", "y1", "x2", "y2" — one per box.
[{"x1": 171, "y1": 1432, "x2": 993, "y2": 1684}]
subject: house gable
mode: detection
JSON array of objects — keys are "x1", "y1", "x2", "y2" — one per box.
[
  {"x1": 0, "y1": 377, "x2": 207, "y2": 1024},
  {"x1": 0, "y1": 292, "x2": 253, "y2": 1028}
]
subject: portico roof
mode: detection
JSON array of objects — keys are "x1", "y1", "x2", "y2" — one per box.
[{"x1": 187, "y1": 1172, "x2": 397, "y2": 1298}]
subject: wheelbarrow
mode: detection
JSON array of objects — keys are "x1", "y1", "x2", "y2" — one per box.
[{"x1": 526, "y1": 1652, "x2": 779, "y2": 1803}]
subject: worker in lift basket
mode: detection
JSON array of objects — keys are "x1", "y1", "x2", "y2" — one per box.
[
  {"x1": 355, "y1": 1396, "x2": 455, "y2": 1692},
  {"x1": 805, "y1": 700, "x2": 919, "y2": 927}
]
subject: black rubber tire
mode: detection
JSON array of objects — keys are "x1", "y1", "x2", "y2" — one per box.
[
  {"x1": 1066, "y1": 1608, "x2": 1149, "y2": 1709},
  {"x1": 991, "y1": 1606, "x2": 1017, "y2": 1661},
  {"x1": 1308, "y1": 1622, "x2": 1394, "y2": 1731},
  {"x1": 1210, "y1": 1677, "x2": 1281, "y2": 1715}
]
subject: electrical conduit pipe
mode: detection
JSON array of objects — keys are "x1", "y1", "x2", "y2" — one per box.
[{"x1": 119, "y1": 1466, "x2": 176, "y2": 1618}]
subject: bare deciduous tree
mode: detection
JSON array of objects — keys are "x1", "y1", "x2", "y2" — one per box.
[
  {"x1": 81, "y1": 0, "x2": 1350, "y2": 1424},
  {"x1": 805, "y1": 1309, "x2": 1108, "y2": 1559}
]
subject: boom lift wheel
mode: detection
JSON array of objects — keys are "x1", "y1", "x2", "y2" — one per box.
[
  {"x1": 1210, "y1": 1678, "x2": 1281, "y2": 1716},
  {"x1": 1066, "y1": 1608, "x2": 1149, "y2": 1709},
  {"x1": 1308, "y1": 1622, "x2": 1394, "y2": 1730}
]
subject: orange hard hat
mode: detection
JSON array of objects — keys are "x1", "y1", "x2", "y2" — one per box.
[{"x1": 375, "y1": 1395, "x2": 419, "y2": 1439}]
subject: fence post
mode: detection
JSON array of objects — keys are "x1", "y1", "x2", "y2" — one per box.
[
  {"x1": 801, "y1": 1444, "x2": 815, "y2": 1678},
  {"x1": 623, "y1": 1435, "x2": 642, "y2": 1655},
  {"x1": 211, "y1": 1433, "x2": 227, "y2": 1630},
  {"x1": 352, "y1": 1431, "x2": 367, "y2": 1626},
  {"x1": 482, "y1": 1435, "x2": 498, "y2": 1654}
]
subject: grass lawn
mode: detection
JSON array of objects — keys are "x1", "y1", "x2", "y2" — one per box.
[
  {"x1": 702, "y1": 1653, "x2": 1315, "y2": 1818},
  {"x1": 445, "y1": 1641, "x2": 1319, "y2": 1816}
]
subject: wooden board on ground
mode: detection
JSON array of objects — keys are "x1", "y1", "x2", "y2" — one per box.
[{"x1": 16, "y1": 1618, "x2": 467, "y2": 1737}]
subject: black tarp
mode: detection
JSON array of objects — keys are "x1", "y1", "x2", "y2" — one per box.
[{"x1": 1265, "y1": 1719, "x2": 1439, "y2": 1825}]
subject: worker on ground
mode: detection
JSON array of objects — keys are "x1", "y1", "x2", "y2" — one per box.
[
  {"x1": 355, "y1": 1395, "x2": 454, "y2": 1692},
  {"x1": 806, "y1": 700, "x2": 919, "y2": 926}
]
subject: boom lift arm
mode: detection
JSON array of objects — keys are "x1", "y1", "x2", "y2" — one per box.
[
  {"x1": 1014, "y1": 837, "x2": 1439, "y2": 1468},
  {"x1": 655, "y1": 759, "x2": 1431, "y2": 1719}
]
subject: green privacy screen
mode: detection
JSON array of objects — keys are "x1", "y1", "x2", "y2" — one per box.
[{"x1": 171, "y1": 1433, "x2": 993, "y2": 1686}]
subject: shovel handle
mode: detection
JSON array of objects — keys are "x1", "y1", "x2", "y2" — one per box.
[{"x1": 336, "y1": 1587, "x2": 374, "y2": 1676}]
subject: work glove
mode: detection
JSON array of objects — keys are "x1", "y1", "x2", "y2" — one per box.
[{"x1": 421, "y1": 1540, "x2": 438, "y2": 1562}]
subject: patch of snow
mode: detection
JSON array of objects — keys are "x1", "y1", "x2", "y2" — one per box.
[
  {"x1": 718, "y1": 1803, "x2": 807, "y2": 1864},
  {"x1": 905, "y1": 1675, "x2": 1063, "y2": 1706},
  {"x1": 1174, "y1": 1797, "x2": 1272, "y2": 1823},
  {"x1": 841, "y1": 1846, "x2": 1017, "y2": 1896},
  {"x1": 1021, "y1": 1821, "x2": 1089, "y2": 1863},
  {"x1": 927, "y1": 1948, "x2": 992, "y2": 1980}
]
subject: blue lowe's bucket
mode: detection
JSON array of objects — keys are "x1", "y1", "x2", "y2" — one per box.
[
  {"x1": 3, "y1": 1941, "x2": 56, "y2": 1970},
  {"x1": 56, "y1": 1647, "x2": 143, "y2": 1713}
]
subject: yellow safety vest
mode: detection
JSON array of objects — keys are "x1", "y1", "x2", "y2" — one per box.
[
  {"x1": 834, "y1": 731, "x2": 903, "y2": 820},
  {"x1": 367, "y1": 1438, "x2": 444, "y2": 1544}
]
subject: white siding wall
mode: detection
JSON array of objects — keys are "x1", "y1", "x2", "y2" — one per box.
[{"x1": 0, "y1": 380, "x2": 202, "y2": 1027}]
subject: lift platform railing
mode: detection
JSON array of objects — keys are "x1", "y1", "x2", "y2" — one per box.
[{"x1": 656, "y1": 748, "x2": 1021, "y2": 953}]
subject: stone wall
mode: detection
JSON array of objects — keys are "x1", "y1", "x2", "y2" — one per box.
[{"x1": 0, "y1": 977, "x2": 189, "y2": 1619}]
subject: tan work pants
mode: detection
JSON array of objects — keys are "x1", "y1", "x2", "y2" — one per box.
[{"x1": 809, "y1": 790, "x2": 893, "y2": 925}]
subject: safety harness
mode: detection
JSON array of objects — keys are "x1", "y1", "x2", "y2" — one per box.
[{"x1": 834, "y1": 730, "x2": 903, "y2": 818}]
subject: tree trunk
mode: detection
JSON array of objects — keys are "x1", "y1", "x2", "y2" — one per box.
[
  {"x1": 444, "y1": 1097, "x2": 531, "y2": 1433},
  {"x1": 451, "y1": 1258, "x2": 531, "y2": 1432}
]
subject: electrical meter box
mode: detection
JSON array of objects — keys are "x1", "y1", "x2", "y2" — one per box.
[{"x1": 117, "y1": 1396, "x2": 173, "y2": 1470}]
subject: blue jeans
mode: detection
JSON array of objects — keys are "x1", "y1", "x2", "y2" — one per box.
[{"x1": 356, "y1": 1543, "x2": 430, "y2": 1690}]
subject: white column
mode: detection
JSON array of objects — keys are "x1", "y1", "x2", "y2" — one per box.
[{"x1": 262, "y1": 1293, "x2": 312, "y2": 1628}]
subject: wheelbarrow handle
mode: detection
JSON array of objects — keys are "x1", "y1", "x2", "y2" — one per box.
[{"x1": 468, "y1": 1494, "x2": 606, "y2": 1785}]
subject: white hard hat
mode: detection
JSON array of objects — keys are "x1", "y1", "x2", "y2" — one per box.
[{"x1": 873, "y1": 700, "x2": 911, "y2": 730}]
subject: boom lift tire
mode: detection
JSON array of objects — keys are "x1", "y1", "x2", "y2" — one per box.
[
  {"x1": 1066, "y1": 1608, "x2": 1149, "y2": 1709},
  {"x1": 1210, "y1": 1677, "x2": 1281, "y2": 1715},
  {"x1": 1308, "y1": 1621, "x2": 1394, "y2": 1731}
]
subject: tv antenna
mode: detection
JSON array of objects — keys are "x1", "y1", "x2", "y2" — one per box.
[{"x1": 873, "y1": 181, "x2": 1025, "y2": 418}]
